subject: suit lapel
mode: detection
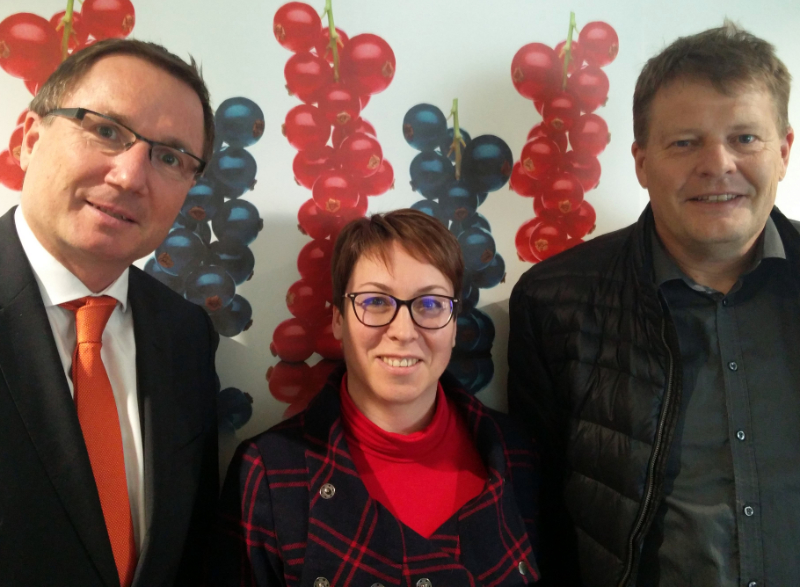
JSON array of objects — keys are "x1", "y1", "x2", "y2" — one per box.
[
  {"x1": 128, "y1": 269, "x2": 177, "y2": 586},
  {"x1": 0, "y1": 208, "x2": 119, "y2": 587}
]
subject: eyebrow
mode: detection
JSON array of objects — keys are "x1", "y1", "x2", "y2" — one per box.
[
  {"x1": 355, "y1": 282, "x2": 452, "y2": 295},
  {"x1": 102, "y1": 108, "x2": 197, "y2": 154},
  {"x1": 661, "y1": 121, "x2": 765, "y2": 137}
]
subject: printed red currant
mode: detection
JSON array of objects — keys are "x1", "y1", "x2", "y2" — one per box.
[
  {"x1": 81, "y1": 0, "x2": 136, "y2": 40},
  {"x1": 332, "y1": 117, "x2": 376, "y2": 149},
  {"x1": 340, "y1": 33, "x2": 396, "y2": 95},
  {"x1": 520, "y1": 136, "x2": 562, "y2": 179},
  {"x1": 554, "y1": 39, "x2": 585, "y2": 75},
  {"x1": 569, "y1": 113, "x2": 610, "y2": 157},
  {"x1": 312, "y1": 170, "x2": 360, "y2": 214},
  {"x1": 542, "y1": 172, "x2": 585, "y2": 215},
  {"x1": 542, "y1": 91, "x2": 581, "y2": 133},
  {"x1": 282, "y1": 104, "x2": 331, "y2": 150},
  {"x1": 563, "y1": 201, "x2": 597, "y2": 239},
  {"x1": 567, "y1": 65, "x2": 610, "y2": 113},
  {"x1": 511, "y1": 43, "x2": 560, "y2": 101},
  {"x1": 515, "y1": 218, "x2": 544, "y2": 263},
  {"x1": 0, "y1": 13, "x2": 61, "y2": 81},
  {"x1": 317, "y1": 82, "x2": 362, "y2": 127},
  {"x1": 273, "y1": 2, "x2": 321, "y2": 52},
  {"x1": 527, "y1": 122, "x2": 568, "y2": 154},
  {"x1": 357, "y1": 159, "x2": 394, "y2": 196},
  {"x1": 562, "y1": 150, "x2": 601, "y2": 191},
  {"x1": 509, "y1": 161, "x2": 543, "y2": 198},
  {"x1": 297, "y1": 198, "x2": 337, "y2": 239},
  {"x1": 293, "y1": 145, "x2": 335, "y2": 189},
  {"x1": 267, "y1": 361, "x2": 314, "y2": 403},
  {"x1": 0, "y1": 149, "x2": 24, "y2": 191},
  {"x1": 337, "y1": 132, "x2": 383, "y2": 178},
  {"x1": 284, "y1": 51, "x2": 334, "y2": 103},
  {"x1": 314, "y1": 26, "x2": 348, "y2": 63},
  {"x1": 530, "y1": 219, "x2": 569, "y2": 261},
  {"x1": 270, "y1": 318, "x2": 314, "y2": 363},
  {"x1": 579, "y1": 21, "x2": 619, "y2": 67},
  {"x1": 297, "y1": 238, "x2": 334, "y2": 284}
]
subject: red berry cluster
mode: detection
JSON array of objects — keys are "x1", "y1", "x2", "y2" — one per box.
[
  {"x1": 509, "y1": 17, "x2": 618, "y2": 262},
  {"x1": 0, "y1": 0, "x2": 136, "y2": 191},
  {"x1": 267, "y1": 1, "x2": 396, "y2": 418}
]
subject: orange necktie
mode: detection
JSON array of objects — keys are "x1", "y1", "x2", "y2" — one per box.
[{"x1": 61, "y1": 296, "x2": 137, "y2": 587}]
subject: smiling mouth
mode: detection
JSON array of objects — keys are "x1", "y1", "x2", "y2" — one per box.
[
  {"x1": 89, "y1": 202, "x2": 134, "y2": 222},
  {"x1": 381, "y1": 357, "x2": 420, "y2": 368},
  {"x1": 690, "y1": 193, "x2": 740, "y2": 203}
]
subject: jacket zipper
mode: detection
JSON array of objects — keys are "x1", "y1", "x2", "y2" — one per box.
[{"x1": 617, "y1": 313, "x2": 676, "y2": 587}]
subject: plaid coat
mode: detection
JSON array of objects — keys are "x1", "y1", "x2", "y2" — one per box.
[{"x1": 210, "y1": 366, "x2": 540, "y2": 587}]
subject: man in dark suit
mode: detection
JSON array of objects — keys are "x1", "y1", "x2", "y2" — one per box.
[{"x1": 0, "y1": 39, "x2": 219, "y2": 586}]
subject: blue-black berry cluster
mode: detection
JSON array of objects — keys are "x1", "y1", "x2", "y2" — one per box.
[
  {"x1": 217, "y1": 387, "x2": 254, "y2": 433},
  {"x1": 402, "y1": 102, "x2": 513, "y2": 394},
  {"x1": 145, "y1": 96, "x2": 265, "y2": 432},
  {"x1": 145, "y1": 97, "x2": 264, "y2": 343}
]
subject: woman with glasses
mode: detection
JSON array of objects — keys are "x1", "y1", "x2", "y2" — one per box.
[{"x1": 210, "y1": 209, "x2": 541, "y2": 586}]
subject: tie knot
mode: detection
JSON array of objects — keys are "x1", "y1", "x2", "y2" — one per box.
[{"x1": 60, "y1": 296, "x2": 117, "y2": 344}]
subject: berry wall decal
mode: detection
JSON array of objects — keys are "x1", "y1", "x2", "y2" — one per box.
[
  {"x1": 0, "y1": 0, "x2": 136, "y2": 190},
  {"x1": 404, "y1": 99, "x2": 512, "y2": 394},
  {"x1": 510, "y1": 13, "x2": 617, "y2": 263},
  {"x1": 269, "y1": 0, "x2": 397, "y2": 417}
]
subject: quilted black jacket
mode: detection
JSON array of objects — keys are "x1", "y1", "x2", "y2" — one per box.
[{"x1": 507, "y1": 205, "x2": 800, "y2": 587}]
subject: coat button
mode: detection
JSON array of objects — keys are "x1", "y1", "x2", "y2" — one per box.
[
  {"x1": 416, "y1": 579, "x2": 432, "y2": 587},
  {"x1": 728, "y1": 361, "x2": 738, "y2": 371},
  {"x1": 314, "y1": 578, "x2": 330, "y2": 587},
  {"x1": 518, "y1": 560, "x2": 528, "y2": 575},
  {"x1": 319, "y1": 483, "x2": 335, "y2": 499},
  {"x1": 744, "y1": 505, "x2": 755, "y2": 517}
]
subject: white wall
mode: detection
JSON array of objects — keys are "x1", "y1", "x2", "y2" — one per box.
[{"x1": 2, "y1": 0, "x2": 799, "y2": 467}]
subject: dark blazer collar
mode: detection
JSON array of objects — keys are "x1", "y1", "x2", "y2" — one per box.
[{"x1": 0, "y1": 207, "x2": 120, "y2": 586}]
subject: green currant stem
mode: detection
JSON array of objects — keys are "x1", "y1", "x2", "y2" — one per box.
[
  {"x1": 60, "y1": 0, "x2": 76, "y2": 61},
  {"x1": 449, "y1": 98, "x2": 464, "y2": 180},
  {"x1": 561, "y1": 11, "x2": 577, "y2": 91},
  {"x1": 323, "y1": 0, "x2": 340, "y2": 82}
]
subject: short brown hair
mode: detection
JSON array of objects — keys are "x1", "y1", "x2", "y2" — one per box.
[
  {"x1": 331, "y1": 209, "x2": 464, "y2": 312},
  {"x1": 30, "y1": 38, "x2": 215, "y2": 161},
  {"x1": 633, "y1": 21, "x2": 791, "y2": 145}
]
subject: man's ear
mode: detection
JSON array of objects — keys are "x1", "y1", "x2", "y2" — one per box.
[
  {"x1": 631, "y1": 141, "x2": 649, "y2": 189},
  {"x1": 332, "y1": 304, "x2": 344, "y2": 341},
  {"x1": 19, "y1": 111, "x2": 44, "y2": 173},
  {"x1": 779, "y1": 126, "x2": 794, "y2": 180}
]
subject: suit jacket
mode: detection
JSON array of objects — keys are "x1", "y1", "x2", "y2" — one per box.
[
  {"x1": 210, "y1": 366, "x2": 541, "y2": 587},
  {"x1": 0, "y1": 207, "x2": 220, "y2": 587}
]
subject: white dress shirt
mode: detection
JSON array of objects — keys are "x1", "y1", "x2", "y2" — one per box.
[{"x1": 15, "y1": 207, "x2": 145, "y2": 551}]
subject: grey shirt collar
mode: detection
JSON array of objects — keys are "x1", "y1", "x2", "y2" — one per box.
[{"x1": 651, "y1": 216, "x2": 786, "y2": 293}]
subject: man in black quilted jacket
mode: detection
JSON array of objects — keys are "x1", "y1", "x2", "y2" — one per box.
[{"x1": 508, "y1": 22, "x2": 796, "y2": 587}]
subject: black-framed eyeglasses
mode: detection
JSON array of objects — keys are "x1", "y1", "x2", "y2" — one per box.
[
  {"x1": 45, "y1": 107, "x2": 206, "y2": 180},
  {"x1": 345, "y1": 292, "x2": 458, "y2": 330}
]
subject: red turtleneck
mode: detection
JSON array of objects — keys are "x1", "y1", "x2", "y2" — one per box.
[{"x1": 340, "y1": 376, "x2": 487, "y2": 538}]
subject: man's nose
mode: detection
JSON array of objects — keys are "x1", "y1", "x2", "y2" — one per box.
[
  {"x1": 106, "y1": 141, "x2": 151, "y2": 193},
  {"x1": 695, "y1": 141, "x2": 737, "y2": 177}
]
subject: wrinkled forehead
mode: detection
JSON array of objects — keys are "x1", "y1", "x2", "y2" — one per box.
[{"x1": 62, "y1": 55, "x2": 205, "y2": 153}]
